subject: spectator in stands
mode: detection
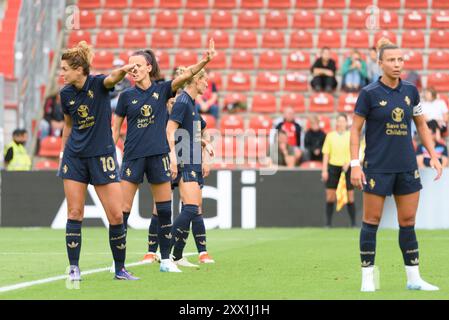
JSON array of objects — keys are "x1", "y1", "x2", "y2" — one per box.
[
  {"x1": 271, "y1": 130, "x2": 301, "y2": 168},
  {"x1": 310, "y1": 47, "x2": 337, "y2": 92},
  {"x1": 366, "y1": 47, "x2": 382, "y2": 83},
  {"x1": 404, "y1": 70, "x2": 422, "y2": 91},
  {"x1": 275, "y1": 107, "x2": 302, "y2": 164},
  {"x1": 321, "y1": 114, "x2": 356, "y2": 228},
  {"x1": 195, "y1": 69, "x2": 219, "y2": 120},
  {"x1": 3, "y1": 129, "x2": 31, "y2": 171},
  {"x1": 110, "y1": 58, "x2": 132, "y2": 111},
  {"x1": 40, "y1": 93, "x2": 64, "y2": 138},
  {"x1": 342, "y1": 49, "x2": 368, "y2": 92},
  {"x1": 416, "y1": 125, "x2": 448, "y2": 168},
  {"x1": 422, "y1": 87, "x2": 448, "y2": 142},
  {"x1": 304, "y1": 115, "x2": 326, "y2": 161}
]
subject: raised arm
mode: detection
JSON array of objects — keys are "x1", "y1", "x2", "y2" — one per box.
[
  {"x1": 103, "y1": 64, "x2": 136, "y2": 89},
  {"x1": 171, "y1": 38, "x2": 217, "y2": 92}
]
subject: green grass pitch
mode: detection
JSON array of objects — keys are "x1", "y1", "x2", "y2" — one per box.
[{"x1": 0, "y1": 227, "x2": 448, "y2": 300}]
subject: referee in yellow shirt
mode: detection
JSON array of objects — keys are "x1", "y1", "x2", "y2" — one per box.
[{"x1": 321, "y1": 113, "x2": 356, "y2": 227}]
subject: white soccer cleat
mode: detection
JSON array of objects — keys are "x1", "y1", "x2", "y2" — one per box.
[
  {"x1": 160, "y1": 259, "x2": 182, "y2": 273},
  {"x1": 361, "y1": 267, "x2": 376, "y2": 292},
  {"x1": 174, "y1": 257, "x2": 199, "y2": 268},
  {"x1": 405, "y1": 265, "x2": 439, "y2": 291}
]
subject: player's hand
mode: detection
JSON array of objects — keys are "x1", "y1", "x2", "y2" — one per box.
[
  {"x1": 202, "y1": 163, "x2": 210, "y2": 178},
  {"x1": 121, "y1": 63, "x2": 137, "y2": 75},
  {"x1": 169, "y1": 153, "x2": 178, "y2": 180},
  {"x1": 430, "y1": 157, "x2": 443, "y2": 181},
  {"x1": 321, "y1": 170, "x2": 328, "y2": 182},
  {"x1": 202, "y1": 141, "x2": 215, "y2": 158},
  {"x1": 205, "y1": 38, "x2": 217, "y2": 62},
  {"x1": 350, "y1": 165, "x2": 366, "y2": 190}
]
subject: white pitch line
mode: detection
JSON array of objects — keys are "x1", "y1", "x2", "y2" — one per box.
[{"x1": 0, "y1": 252, "x2": 197, "y2": 294}]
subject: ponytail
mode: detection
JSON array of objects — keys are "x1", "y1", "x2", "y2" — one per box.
[{"x1": 376, "y1": 37, "x2": 399, "y2": 61}]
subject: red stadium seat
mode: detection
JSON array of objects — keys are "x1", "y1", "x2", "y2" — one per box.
[
  {"x1": 78, "y1": 0, "x2": 101, "y2": 9},
  {"x1": 224, "y1": 92, "x2": 247, "y2": 108},
  {"x1": 245, "y1": 135, "x2": 269, "y2": 159},
  {"x1": 79, "y1": 10, "x2": 97, "y2": 29},
  {"x1": 290, "y1": 30, "x2": 313, "y2": 48},
  {"x1": 67, "y1": 30, "x2": 92, "y2": 48},
  {"x1": 431, "y1": 11, "x2": 449, "y2": 29},
  {"x1": 202, "y1": 114, "x2": 217, "y2": 129},
  {"x1": 154, "y1": 50, "x2": 170, "y2": 69},
  {"x1": 318, "y1": 30, "x2": 341, "y2": 48},
  {"x1": 220, "y1": 114, "x2": 245, "y2": 134},
  {"x1": 259, "y1": 50, "x2": 282, "y2": 69},
  {"x1": 207, "y1": 30, "x2": 230, "y2": 48},
  {"x1": 123, "y1": 30, "x2": 147, "y2": 48},
  {"x1": 131, "y1": 0, "x2": 156, "y2": 8},
  {"x1": 379, "y1": 10, "x2": 399, "y2": 29},
  {"x1": 281, "y1": 93, "x2": 306, "y2": 113},
  {"x1": 405, "y1": 0, "x2": 429, "y2": 9},
  {"x1": 427, "y1": 73, "x2": 449, "y2": 91},
  {"x1": 210, "y1": 10, "x2": 233, "y2": 29},
  {"x1": 256, "y1": 72, "x2": 280, "y2": 92},
  {"x1": 127, "y1": 10, "x2": 151, "y2": 28},
  {"x1": 292, "y1": 10, "x2": 315, "y2": 29},
  {"x1": 38, "y1": 137, "x2": 62, "y2": 157},
  {"x1": 322, "y1": 0, "x2": 346, "y2": 8},
  {"x1": 213, "y1": 0, "x2": 237, "y2": 9},
  {"x1": 284, "y1": 72, "x2": 308, "y2": 91},
  {"x1": 265, "y1": 10, "x2": 288, "y2": 29},
  {"x1": 182, "y1": 10, "x2": 206, "y2": 29},
  {"x1": 347, "y1": 10, "x2": 368, "y2": 29},
  {"x1": 151, "y1": 30, "x2": 175, "y2": 48},
  {"x1": 346, "y1": 30, "x2": 369, "y2": 48},
  {"x1": 92, "y1": 50, "x2": 114, "y2": 69},
  {"x1": 349, "y1": 0, "x2": 375, "y2": 8},
  {"x1": 268, "y1": 0, "x2": 291, "y2": 8},
  {"x1": 119, "y1": 50, "x2": 135, "y2": 63},
  {"x1": 402, "y1": 30, "x2": 425, "y2": 48},
  {"x1": 207, "y1": 50, "x2": 227, "y2": 69},
  {"x1": 241, "y1": 0, "x2": 264, "y2": 8},
  {"x1": 430, "y1": 30, "x2": 449, "y2": 48},
  {"x1": 207, "y1": 71, "x2": 223, "y2": 88},
  {"x1": 159, "y1": 0, "x2": 182, "y2": 8},
  {"x1": 374, "y1": 30, "x2": 397, "y2": 45},
  {"x1": 432, "y1": 0, "x2": 449, "y2": 9},
  {"x1": 338, "y1": 93, "x2": 358, "y2": 113},
  {"x1": 231, "y1": 50, "x2": 255, "y2": 69},
  {"x1": 104, "y1": 0, "x2": 128, "y2": 9},
  {"x1": 234, "y1": 30, "x2": 258, "y2": 48},
  {"x1": 428, "y1": 50, "x2": 449, "y2": 69},
  {"x1": 186, "y1": 0, "x2": 210, "y2": 8},
  {"x1": 309, "y1": 93, "x2": 335, "y2": 112},
  {"x1": 320, "y1": 10, "x2": 343, "y2": 29},
  {"x1": 237, "y1": 10, "x2": 261, "y2": 29},
  {"x1": 251, "y1": 94, "x2": 277, "y2": 113},
  {"x1": 100, "y1": 10, "x2": 124, "y2": 29},
  {"x1": 227, "y1": 72, "x2": 251, "y2": 91},
  {"x1": 378, "y1": 0, "x2": 401, "y2": 9},
  {"x1": 174, "y1": 50, "x2": 198, "y2": 67},
  {"x1": 96, "y1": 30, "x2": 119, "y2": 48},
  {"x1": 287, "y1": 51, "x2": 310, "y2": 70},
  {"x1": 294, "y1": 0, "x2": 318, "y2": 9},
  {"x1": 403, "y1": 50, "x2": 423, "y2": 70},
  {"x1": 179, "y1": 30, "x2": 203, "y2": 48},
  {"x1": 262, "y1": 30, "x2": 285, "y2": 48},
  {"x1": 155, "y1": 10, "x2": 179, "y2": 29},
  {"x1": 35, "y1": 160, "x2": 60, "y2": 170},
  {"x1": 300, "y1": 161, "x2": 323, "y2": 170},
  {"x1": 403, "y1": 10, "x2": 427, "y2": 29}
]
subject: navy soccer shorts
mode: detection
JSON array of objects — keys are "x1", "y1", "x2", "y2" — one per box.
[
  {"x1": 120, "y1": 154, "x2": 172, "y2": 184},
  {"x1": 171, "y1": 169, "x2": 204, "y2": 190},
  {"x1": 363, "y1": 170, "x2": 423, "y2": 196}
]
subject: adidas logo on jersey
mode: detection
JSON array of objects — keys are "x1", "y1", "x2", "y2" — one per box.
[{"x1": 109, "y1": 174, "x2": 116, "y2": 179}]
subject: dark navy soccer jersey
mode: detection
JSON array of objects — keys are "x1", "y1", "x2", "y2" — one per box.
[
  {"x1": 355, "y1": 78, "x2": 422, "y2": 173},
  {"x1": 115, "y1": 80, "x2": 174, "y2": 161},
  {"x1": 169, "y1": 91, "x2": 207, "y2": 172},
  {"x1": 60, "y1": 74, "x2": 115, "y2": 157}
]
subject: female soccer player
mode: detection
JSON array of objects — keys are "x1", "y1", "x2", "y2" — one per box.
[
  {"x1": 58, "y1": 41, "x2": 138, "y2": 280},
  {"x1": 350, "y1": 38, "x2": 443, "y2": 292},
  {"x1": 112, "y1": 40, "x2": 216, "y2": 272},
  {"x1": 166, "y1": 68, "x2": 215, "y2": 269},
  {"x1": 321, "y1": 113, "x2": 356, "y2": 228}
]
